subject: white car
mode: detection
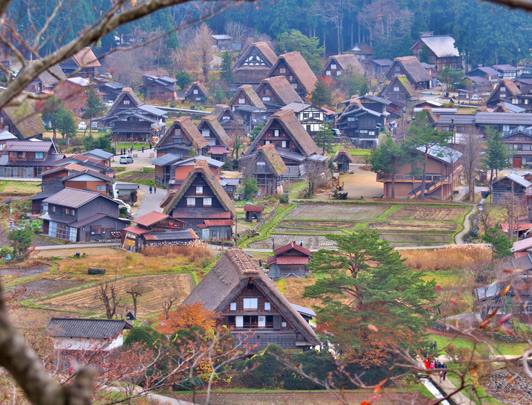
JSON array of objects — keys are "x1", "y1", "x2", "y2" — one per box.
[{"x1": 78, "y1": 122, "x2": 87, "y2": 130}]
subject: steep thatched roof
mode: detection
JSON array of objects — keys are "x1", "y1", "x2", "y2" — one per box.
[
  {"x1": 379, "y1": 75, "x2": 417, "y2": 99},
  {"x1": 182, "y1": 247, "x2": 319, "y2": 346},
  {"x1": 159, "y1": 116, "x2": 209, "y2": 150},
  {"x1": 38, "y1": 65, "x2": 67, "y2": 88},
  {"x1": 390, "y1": 56, "x2": 430, "y2": 83},
  {"x1": 162, "y1": 159, "x2": 235, "y2": 217},
  {"x1": 199, "y1": 115, "x2": 231, "y2": 147},
  {"x1": 71, "y1": 47, "x2": 101, "y2": 68},
  {"x1": 270, "y1": 51, "x2": 317, "y2": 95},
  {"x1": 243, "y1": 143, "x2": 289, "y2": 178},
  {"x1": 326, "y1": 54, "x2": 364, "y2": 75},
  {"x1": 3, "y1": 99, "x2": 45, "y2": 139},
  {"x1": 257, "y1": 76, "x2": 303, "y2": 105},
  {"x1": 247, "y1": 109, "x2": 320, "y2": 157},
  {"x1": 235, "y1": 42, "x2": 278, "y2": 68},
  {"x1": 333, "y1": 149, "x2": 355, "y2": 164},
  {"x1": 185, "y1": 81, "x2": 210, "y2": 99},
  {"x1": 212, "y1": 104, "x2": 236, "y2": 121},
  {"x1": 231, "y1": 85, "x2": 266, "y2": 109}
]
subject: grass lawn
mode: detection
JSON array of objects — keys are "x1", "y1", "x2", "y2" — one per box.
[
  {"x1": 115, "y1": 142, "x2": 150, "y2": 151},
  {"x1": 429, "y1": 333, "x2": 529, "y2": 356},
  {"x1": 289, "y1": 180, "x2": 308, "y2": 199},
  {"x1": 330, "y1": 144, "x2": 371, "y2": 157},
  {"x1": 0, "y1": 180, "x2": 41, "y2": 195}
]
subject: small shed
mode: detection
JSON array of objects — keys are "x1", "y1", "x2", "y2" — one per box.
[
  {"x1": 244, "y1": 204, "x2": 265, "y2": 222},
  {"x1": 115, "y1": 182, "x2": 139, "y2": 203},
  {"x1": 267, "y1": 241, "x2": 312, "y2": 279},
  {"x1": 333, "y1": 149, "x2": 355, "y2": 172},
  {"x1": 492, "y1": 174, "x2": 531, "y2": 204}
]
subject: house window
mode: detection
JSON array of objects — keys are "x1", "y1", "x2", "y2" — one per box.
[
  {"x1": 313, "y1": 113, "x2": 320, "y2": 119},
  {"x1": 238, "y1": 98, "x2": 245, "y2": 104},
  {"x1": 96, "y1": 185, "x2": 106, "y2": 191},
  {"x1": 526, "y1": 99, "x2": 530, "y2": 105},
  {"x1": 173, "y1": 137, "x2": 182, "y2": 144},
  {"x1": 281, "y1": 141, "x2": 287, "y2": 148},
  {"x1": 35, "y1": 152, "x2": 44, "y2": 160},
  {"x1": 193, "y1": 89, "x2": 198, "y2": 94},
  {"x1": 289, "y1": 75, "x2": 293, "y2": 81},
  {"x1": 282, "y1": 321, "x2": 287, "y2": 328},
  {"x1": 264, "y1": 302, "x2": 271, "y2": 311},
  {"x1": 325, "y1": 71, "x2": 331, "y2": 76},
  {"x1": 196, "y1": 186, "x2": 203, "y2": 195},
  {"x1": 336, "y1": 71, "x2": 342, "y2": 76},
  {"x1": 202, "y1": 129, "x2": 210, "y2": 137},
  {"x1": 175, "y1": 128, "x2": 181, "y2": 135},
  {"x1": 393, "y1": 86, "x2": 400, "y2": 92},
  {"x1": 303, "y1": 113, "x2": 309, "y2": 119},
  {"x1": 123, "y1": 99, "x2": 130, "y2": 105},
  {"x1": 331, "y1": 64, "x2": 337, "y2": 69},
  {"x1": 16, "y1": 152, "x2": 25, "y2": 159},
  {"x1": 187, "y1": 198, "x2": 195, "y2": 207},
  {"x1": 291, "y1": 83, "x2": 297, "y2": 89},
  {"x1": 196, "y1": 97, "x2": 201, "y2": 101},
  {"x1": 264, "y1": 88, "x2": 270, "y2": 96},
  {"x1": 203, "y1": 197, "x2": 212, "y2": 207},
  {"x1": 395, "y1": 66, "x2": 400, "y2": 73},
  {"x1": 348, "y1": 117, "x2": 355, "y2": 122},
  {"x1": 503, "y1": 125, "x2": 510, "y2": 132},
  {"x1": 273, "y1": 129, "x2": 280, "y2": 137},
  {"x1": 243, "y1": 298, "x2": 258, "y2": 309},
  {"x1": 513, "y1": 98, "x2": 518, "y2": 104},
  {"x1": 235, "y1": 316, "x2": 243, "y2": 328},
  {"x1": 258, "y1": 316, "x2": 266, "y2": 327},
  {"x1": 50, "y1": 205, "x2": 56, "y2": 213},
  {"x1": 262, "y1": 96, "x2": 271, "y2": 102},
  {"x1": 230, "y1": 302, "x2": 236, "y2": 311},
  {"x1": 280, "y1": 67, "x2": 286, "y2": 74},
  {"x1": 501, "y1": 87, "x2": 506, "y2": 92},
  {"x1": 265, "y1": 140, "x2": 271, "y2": 144}
]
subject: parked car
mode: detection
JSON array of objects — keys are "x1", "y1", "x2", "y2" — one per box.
[
  {"x1": 119, "y1": 156, "x2": 134, "y2": 164},
  {"x1": 78, "y1": 122, "x2": 87, "y2": 131},
  {"x1": 471, "y1": 95, "x2": 483, "y2": 102}
]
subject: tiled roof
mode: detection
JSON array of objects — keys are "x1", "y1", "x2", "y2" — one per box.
[
  {"x1": 244, "y1": 204, "x2": 264, "y2": 212},
  {"x1": 416, "y1": 145, "x2": 462, "y2": 164},
  {"x1": 134, "y1": 211, "x2": 169, "y2": 227},
  {"x1": 172, "y1": 209, "x2": 232, "y2": 219},
  {"x1": 62, "y1": 169, "x2": 113, "y2": 183},
  {"x1": 273, "y1": 241, "x2": 311, "y2": 257},
  {"x1": 4, "y1": 140, "x2": 52, "y2": 152},
  {"x1": 143, "y1": 229, "x2": 198, "y2": 241},
  {"x1": 123, "y1": 226, "x2": 151, "y2": 235},
  {"x1": 46, "y1": 318, "x2": 129, "y2": 339},
  {"x1": 202, "y1": 219, "x2": 235, "y2": 227}
]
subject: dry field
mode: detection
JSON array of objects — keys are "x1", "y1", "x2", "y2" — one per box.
[
  {"x1": 274, "y1": 227, "x2": 344, "y2": 234},
  {"x1": 367, "y1": 220, "x2": 457, "y2": 232},
  {"x1": 285, "y1": 204, "x2": 390, "y2": 221},
  {"x1": 401, "y1": 245, "x2": 491, "y2": 271},
  {"x1": 8, "y1": 279, "x2": 86, "y2": 301},
  {"x1": 36, "y1": 273, "x2": 194, "y2": 317},
  {"x1": 249, "y1": 234, "x2": 337, "y2": 250},
  {"x1": 32, "y1": 247, "x2": 120, "y2": 259},
  {"x1": 380, "y1": 232, "x2": 453, "y2": 243},
  {"x1": 388, "y1": 206, "x2": 466, "y2": 222},
  {"x1": 280, "y1": 220, "x2": 356, "y2": 228}
]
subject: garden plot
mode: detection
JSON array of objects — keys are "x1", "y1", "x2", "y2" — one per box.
[
  {"x1": 36, "y1": 273, "x2": 194, "y2": 317},
  {"x1": 280, "y1": 221, "x2": 356, "y2": 229},
  {"x1": 0, "y1": 265, "x2": 49, "y2": 280},
  {"x1": 388, "y1": 206, "x2": 466, "y2": 222},
  {"x1": 8, "y1": 280, "x2": 86, "y2": 301},
  {"x1": 248, "y1": 234, "x2": 337, "y2": 250},
  {"x1": 380, "y1": 232, "x2": 453, "y2": 244},
  {"x1": 285, "y1": 204, "x2": 390, "y2": 221},
  {"x1": 367, "y1": 221, "x2": 457, "y2": 232},
  {"x1": 274, "y1": 227, "x2": 344, "y2": 235}
]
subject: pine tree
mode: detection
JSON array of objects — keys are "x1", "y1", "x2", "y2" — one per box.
[
  {"x1": 311, "y1": 78, "x2": 332, "y2": 108},
  {"x1": 402, "y1": 110, "x2": 452, "y2": 199},
  {"x1": 314, "y1": 122, "x2": 335, "y2": 154},
  {"x1": 82, "y1": 86, "x2": 105, "y2": 135},
  {"x1": 484, "y1": 127, "x2": 507, "y2": 185},
  {"x1": 370, "y1": 137, "x2": 403, "y2": 199},
  {"x1": 220, "y1": 51, "x2": 233, "y2": 84},
  {"x1": 304, "y1": 231, "x2": 436, "y2": 362}
]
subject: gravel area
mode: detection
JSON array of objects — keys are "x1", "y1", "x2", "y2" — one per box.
[
  {"x1": 484, "y1": 369, "x2": 532, "y2": 404},
  {"x1": 0, "y1": 265, "x2": 49, "y2": 279},
  {"x1": 7, "y1": 279, "x2": 86, "y2": 301}
]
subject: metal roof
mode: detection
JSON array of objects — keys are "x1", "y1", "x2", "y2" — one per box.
[
  {"x1": 281, "y1": 101, "x2": 312, "y2": 113},
  {"x1": 359, "y1": 94, "x2": 392, "y2": 105},
  {"x1": 4, "y1": 140, "x2": 52, "y2": 152},
  {"x1": 67, "y1": 77, "x2": 90, "y2": 87},
  {"x1": 172, "y1": 155, "x2": 224, "y2": 168},
  {"x1": 502, "y1": 126, "x2": 532, "y2": 138},
  {"x1": 476, "y1": 112, "x2": 532, "y2": 125},
  {"x1": 0, "y1": 129, "x2": 17, "y2": 141},
  {"x1": 416, "y1": 145, "x2": 462, "y2": 164},
  {"x1": 291, "y1": 303, "x2": 316, "y2": 317},
  {"x1": 82, "y1": 148, "x2": 114, "y2": 160},
  {"x1": 151, "y1": 153, "x2": 182, "y2": 166},
  {"x1": 43, "y1": 187, "x2": 116, "y2": 208},
  {"x1": 494, "y1": 173, "x2": 531, "y2": 188},
  {"x1": 138, "y1": 104, "x2": 167, "y2": 117},
  {"x1": 502, "y1": 102, "x2": 525, "y2": 113},
  {"x1": 419, "y1": 35, "x2": 460, "y2": 58},
  {"x1": 46, "y1": 318, "x2": 130, "y2": 339}
]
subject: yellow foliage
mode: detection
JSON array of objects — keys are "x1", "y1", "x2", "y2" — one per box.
[{"x1": 401, "y1": 245, "x2": 491, "y2": 271}]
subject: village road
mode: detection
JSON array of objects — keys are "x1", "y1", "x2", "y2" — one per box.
[{"x1": 134, "y1": 184, "x2": 168, "y2": 218}]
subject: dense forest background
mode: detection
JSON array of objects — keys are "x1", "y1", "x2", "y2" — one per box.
[{"x1": 7, "y1": 0, "x2": 532, "y2": 68}]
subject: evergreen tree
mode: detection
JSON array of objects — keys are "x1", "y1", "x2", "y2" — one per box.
[
  {"x1": 175, "y1": 71, "x2": 192, "y2": 90},
  {"x1": 370, "y1": 137, "x2": 403, "y2": 199},
  {"x1": 484, "y1": 127, "x2": 507, "y2": 185},
  {"x1": 314, "y1": 122, "x2": 335, "y2": 155},
  {"x1": 483, "y1": 223, "x2": 513, "y2": 260},
  {"x1": 402, "y1": 110, "x2": 452, "y2": 199},
  {"x1": 220, "y1": 51, "x2": 233, "y2": 84},
  {"x1": 82, "y1": 87, "x2": 105, "y2": 135},
  {"x1": 304, "y1": 231, "x2": 436, "y2": 362},
  {"x1": 249, "y1": 124, "x2": 264, "y2": 143},
  {"x1": 8, "y1": 227, "x2": 33, "y2": 261},
  {"x1": 310, "y1": 78, "x2": 332, "y2": 108},
  {"x1": 242, "y1": 178, "x2": 258, "y2": 200},
  {"x1": 212, "y1": 85, "x2": 226, "y2": 104},
  {"x1": 276, "y1": 29, "x2": 323, "y2": 73}
]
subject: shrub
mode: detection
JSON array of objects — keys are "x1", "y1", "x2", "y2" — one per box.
[
  {"x1": 124, "y1": 326, "x2": 165, "y2": 348},
  {"x1": 278, "y1": 194, "x2": 289, "y2": 204},
  {"x1": 0, "y1": 246, "x2": 13, "y2": 258}
]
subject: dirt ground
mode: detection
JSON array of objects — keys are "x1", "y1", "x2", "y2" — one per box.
[
  {"x1": 36, "y1": 273, "x2": 194, "y2": 317},
  {"x1": 388, "y1": 206, "x2": 466, "y2": 222},
  {"x1": 32, "y1": 247, "x2": 120, "y2": 259},
  {"x1": 337, "y1": 165, "x2": 383, "y2": 199},
  {"x1": 174, "y1": 390, "x2": 424, "y2": 404},
  {"x1": 285, "y1": 204, "x2": 389, "y2": 221}
]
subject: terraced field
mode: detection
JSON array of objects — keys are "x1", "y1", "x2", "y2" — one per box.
[
  {"x1": 36, "y1": 273, "x2": 194, "y2": 317},
  {"x1": 244, "y1": 202, "x2": 469, "y2": 250}
]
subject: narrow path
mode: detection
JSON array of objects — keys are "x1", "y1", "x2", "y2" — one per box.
[
  {"x1": 455, "y1": 205, "x2": 476, "y2": 245},
  {"x1": 428, "y1": 373, "x2": 473, "y2": 404},
  {"x1": 134, "y1": 184, "x2": 167, "y2": 218}
]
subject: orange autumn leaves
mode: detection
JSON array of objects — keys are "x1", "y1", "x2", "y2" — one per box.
[{"x1": 155, "y1": 303, "x2": 217, "y2": 335}]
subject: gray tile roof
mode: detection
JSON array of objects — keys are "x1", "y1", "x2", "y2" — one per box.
[
  {"x1": 151, "y1": 153, "x2": 182, "y2": 166},
  {"x1": 82, "y1": 149, "x2": 114, "y2": 160},
  {"x1": 4, "y1": 140, "x2": 53, "y2": 152},
  {"x1": 46, "y1": 318, "x2": 130, "y2": 339},
  {"x1": 43, "y1": 188, "x2": 116, "y2": 208},
  {"x1": 494, "y1": 173, "x2": 531, "y2": 188}
]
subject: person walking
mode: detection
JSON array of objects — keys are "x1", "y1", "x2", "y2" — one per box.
[
  {"x1": 154, "y1": 184, "x2": 157, "y2": 194},
  {"x1": 149, "y1": 185, "x2": 152, "y2": 194},
  {"x1": 258, "y1": 259, "x2": 262, "y2": 267},
  {"x1": 299, "y1": 240, "x2": 303, "y2": 247},
  {"x1": 439, "y1": 370, "x2": 443, "y2": 383}
]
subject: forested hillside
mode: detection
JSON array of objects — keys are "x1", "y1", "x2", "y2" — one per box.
[{"x1": 7, "y1": 0, "x2": 532, "y2": 67}]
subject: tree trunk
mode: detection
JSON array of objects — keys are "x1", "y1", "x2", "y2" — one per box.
[
  {"x1": 391, "y1": 172, "x2": 395, "y2": 199},
  {"x1": 421, "y1": 148, "x2": 428, "y2": 199},
  {"x1": 89, "y1": 118, "x2": 92, "y2": 136}
]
